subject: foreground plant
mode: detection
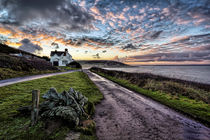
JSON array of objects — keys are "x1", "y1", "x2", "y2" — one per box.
[
  {"x1": 41, "y1": 88, "x2": 88, "y2": 125},
  {"x1": 18, "y1": 87, "x2": 88, "y2": 126},
  {"x1": 0, "y1": 72, "x2": 102, "y2": 139}
]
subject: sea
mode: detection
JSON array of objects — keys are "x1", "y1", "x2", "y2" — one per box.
[{"x1": 105, "y1": 65, "x2": 210, "y2": 85}]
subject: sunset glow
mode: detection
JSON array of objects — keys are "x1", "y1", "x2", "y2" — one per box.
[{"x1": 0, "y1": 0, "x2": 209, "y2": 65}]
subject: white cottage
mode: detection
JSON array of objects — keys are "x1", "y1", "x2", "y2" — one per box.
[{"x1": 50, "y1": 49, "x2": 73, "y2": 66}]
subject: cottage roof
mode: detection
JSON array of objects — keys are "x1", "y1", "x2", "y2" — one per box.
[{"x1": 50, "y1": 51, "x2": 65, "y2": 56}]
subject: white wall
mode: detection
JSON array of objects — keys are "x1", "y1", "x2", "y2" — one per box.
[{"x1": 50, "y1": 52, "x2": 73, "y2": 66}]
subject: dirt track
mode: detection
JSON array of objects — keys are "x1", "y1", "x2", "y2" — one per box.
[{"x1": 86, "y1": 70, "x2": 210, "y2": 140}]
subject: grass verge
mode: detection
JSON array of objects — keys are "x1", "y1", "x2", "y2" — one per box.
[
  {"x1": 0, "y1": 71, "x2": 103, "y2": 140},
  {"x1": 57, "y1": 66, "x2": 80, "y2": 71},
  {"x1": 0, "y1": 68, "x2": 61, "y2": 80},
  {"x1": 91, "y1": 69, "x2": 210, "y2": 127}
]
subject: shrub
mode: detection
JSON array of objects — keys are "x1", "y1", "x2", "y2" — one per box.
[
  {"x1": 67, "y1": 61, "x2": 82, "y2": 69},
  {"x1": 0, "y1": 53, "x2": 57, "y2": 71}
]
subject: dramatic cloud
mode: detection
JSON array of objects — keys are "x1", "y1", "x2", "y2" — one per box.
[
  {"x1": 113, "y1": 55, "x2": 128, "y2": 63},
  {"x1": 127, "y1": 45, "x2": 210, "y2": 62},
  {"x1": 150, "y1": 31, "x2": 163, "y2": 39},
  {"x1": 121, "y1": 44, "x2": 138, "y2": 51},
  {"x1": 19, "y1": 38, "x2": 43, "y2": 54},
  {"x1": 0, "y1": 0, "x2": 209, "y2": 63},
  {"x1": 0, "y1": 0, "x2": 94, "y2": 31}
]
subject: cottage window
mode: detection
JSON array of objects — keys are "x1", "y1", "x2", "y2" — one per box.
[{"x1": 62, "y1": 60, "x2": 68, "y2": 65}]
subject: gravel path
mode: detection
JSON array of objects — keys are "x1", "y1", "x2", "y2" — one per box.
[
  {"x1": 0, "y1": 70, "x2": 81, "y2": 87},
  {"x1": 86, "y1": 70, "x2": 210, "y2": 140}
]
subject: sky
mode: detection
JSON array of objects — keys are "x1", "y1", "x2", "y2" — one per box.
[{"x1": 0, "y1": 0, "x2": 210, "y2": 65}]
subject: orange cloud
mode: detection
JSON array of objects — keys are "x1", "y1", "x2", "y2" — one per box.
[
  {"x1": 162, "y1": 8, "x2": 170, "y2": 16},
  {"x1": 79, "y1": 0, "x2": 86, "y2": 7},
  {"x1": 0, "y1": 27, "x2": 13, "y2": 36},
  {"x1": 5, "y1": 40, "x2": 22, "y2": 48},
  {"x1": 93, "y1": 14, "x2": 106, "y2": 24},
  {"x1": 90, "y1": 6, "x2": 100, "y2": 15},
  {"x1": 106, "y1": 12, "x2": 115, "y2": 19},
  {"x1": 126, "y1": 29, "x2": 131, "y2": 33},
  {"x1": 170, "y1": 36, "x2": 189, "y2": 43},
  {"x1": 118, "y1": 13, "x2": 127, "y2": 21},
  {"x1": 109, "y1": 21, "x2": 115, "y2": 28},
  {"x1": 133, "y1": 5, "x2": 137, "y2": 9},
  {"x1": 176, "y1": 18, "x2": 191, "y2": 25},
  {"x1": 123, "y1": 7, "x2": 130, "y2": 12},
  {"x1": 83, "y1": 43, "x2": 101, "y2": 50},
  {"x1": 193, "y1": 18, "x2": 206, "y2": 25}
]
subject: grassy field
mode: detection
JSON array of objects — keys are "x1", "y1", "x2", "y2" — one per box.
[
  {"x1": 90, "y1": 68, "x2": 210, "y2": 126},
  {"x1": 0, "y1": 66, "x2": 79, "y2": 80},
  {"x1": 0, "y1": 68, "x2": 61, "y2": 80},
  {"x1": 57, "y1": 66, "x2": 80, "y2": 71},
  {"x1": 0, "y1": 53, "x2": 60, "y2": 80},
  {"x1": 0, "y1": 71, "x2": 103, "y2": 140}
]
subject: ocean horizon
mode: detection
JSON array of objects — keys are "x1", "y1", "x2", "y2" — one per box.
[{"x1": 105, "y1": 65, "x2": 210, "y2": 85}]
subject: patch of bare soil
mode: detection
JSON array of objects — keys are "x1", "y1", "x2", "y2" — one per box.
[{"x1": 86, "y1": 70, "x2": 210, "y2": 140}]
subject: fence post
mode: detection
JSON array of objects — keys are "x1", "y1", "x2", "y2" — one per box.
[{"x1": 31, "y1": 90, "x2": 40, "y2": 126}]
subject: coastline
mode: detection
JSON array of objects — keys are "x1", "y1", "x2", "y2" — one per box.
[
  {"x1": 90, "y1": 67, "x2": 210, "y2": 127},
  {"x1": 105, "y1": 67, "x2": 210, "y2": 91},
  {"x1": 105, "y1": 65, "x2": 210, "y2": 85}
]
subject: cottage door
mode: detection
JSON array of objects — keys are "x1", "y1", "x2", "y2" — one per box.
[{"x1": 53, "y1": 61, "x2": 59, "y2": 66}]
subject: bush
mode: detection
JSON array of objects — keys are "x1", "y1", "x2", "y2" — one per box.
[
  {"x1": 0, "y1": 53, "x2": 57, "y2": 71},
  {"x1": 67, "y1": 61, "x2": 82, "y2": 69}
]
